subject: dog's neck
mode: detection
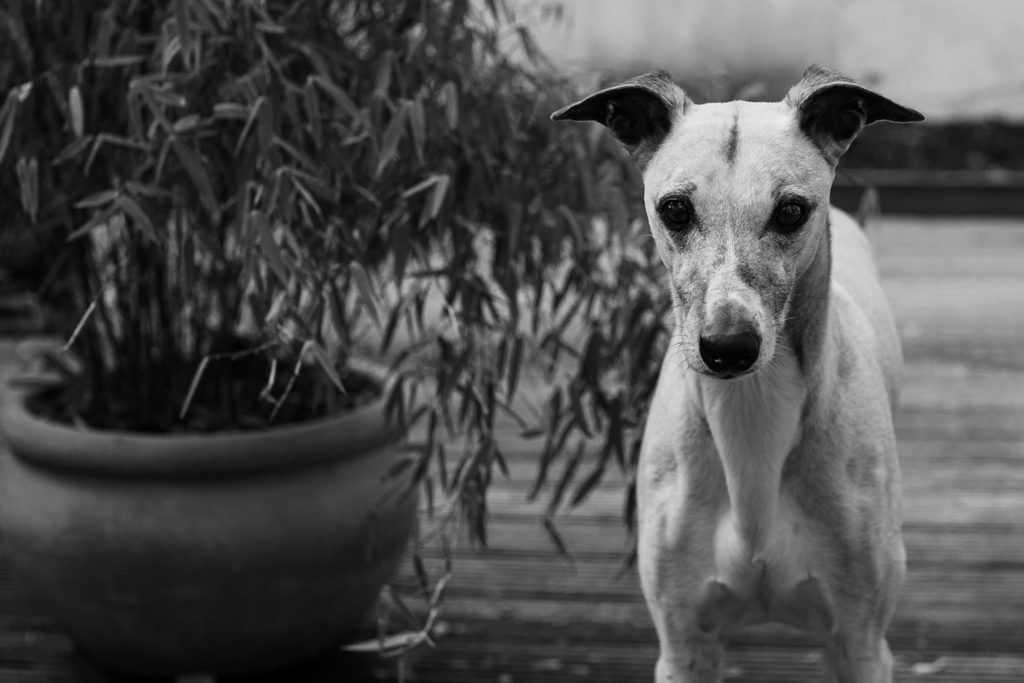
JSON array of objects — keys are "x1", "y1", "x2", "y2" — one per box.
[
  {"x1": 784, "y1": 216, "x2": 834, "y2": 381},
  {"x1": 692, "y1": 219, "x2": 833, "y2": 557},
  {"x1": 695, "y1": 343, "x2": 806, "y2": 558}
]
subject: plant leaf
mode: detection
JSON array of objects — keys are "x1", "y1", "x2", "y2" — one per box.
[
  {"x1": 546, "y1": 439, "x2": 586, "y2": 516},
  {"x1": 506, "y1": 333, "x2": 524, "y2": 399},
  {"x1": 350, "y1": 260, "x2": 380, "y2": 327},
  {"x1": 74, "y1": 189, "x2": 118, "y2": 210},
  {"x1": 392, "y1": 215, "x2": 410, "y2": 284},
  {"x1": 15, "y1": 156, "x2": 37, "y2": 223},
  {"x1": 179, "y1": 356, "x2": 210, "y2": 420},
  {"x1": 580, "y1": 330, "x2": 604, "y2": 386},
  {"x1": 234, "y1": 96, "x2": 266, "y2": 157},
  {"x1": 251, "y1": 210, "x2": 289, "y2": 285},
  {"x1": 117, "y1": 194, "x2": 157, "y2": 242},
  {"x1": 412, "y1": 553, "x2": 430, "y2": 598},
  {"x1": 569, "y1": 387, "x2": 592, "y2": 437},
  {"x1": 341, "y1": 631, "x2": 428, "y2": 655},
  {"x1": 323, "y1": 283, "x2": 348, "y2": 349},
  {"x1": 542, "y1": 516, "x2": 574, "y2": 565},
  {"x1": 372, "y1": 50, "x2": 393, "y2": 97},
  {"x1": 375, "y1": 102, "x2": 409, "y2": 177},
  {"x1": 175, "y1": 0, "x2": 192, "y2": 70},
  {"x1": 623, "y1": 475, "x2": 638, "y2": 531},
  {"x1": 310, "y1": 75, "x2": 357, "y2": 118},
  {"x1": 408, "y1": 97, "x2": 425, "y2": 164},
  {"x1": 171, "y1": 140, "x2": 217, "y2": 217},
  {"x1": 492, "y1": 443, "x2": 509, "y2": 478},
  {"x1": 380, "y1": 300, "x2": 404, "y2": 354},
  {"x1": 213, "y1": 102, "x2": 247, "y2": 120},
  {"x1": 570, "y1": 459, "x2": 606, "y2": 508},
  {"x1": 67, "y1": 204, "x2": 119, "y2": 241},
  {"x1": 305, "y1": 340, "x2": 345, "y2": 394},
  {"x1": 424, "y1": 173, "x2": 450, "y2": 224},
  {"x1": 401, "y1": 173, "x2": 442, "y2": 199},
  {"x1": 303, "y1": 76, "x2": 323, "y2": 148},
  {"x1": 528, "y1": 389, "x2": 564, "y2": 501},
  {"x1": 172, "y1": 114, "x2": 200, "y2": 133},
  {"x1": 53, "y1": 135, "x2": 93, "y2": 165},
  {"x1": 68, "y1": 86, "x2": 84, "y2": 137},
  {"x1": 89, "y1": 55, "x2": 147, "y2": 68},
  {"x1": 440, "y1": 81, "x2": 458, "y2": 130},
  {"x1": 0, "y1": 93, "x2": 17, "y2": 165}
]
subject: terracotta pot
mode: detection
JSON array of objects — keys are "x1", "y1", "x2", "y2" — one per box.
[{"x1": 0, "y1": 357, "x2": 418, "y2": 677}]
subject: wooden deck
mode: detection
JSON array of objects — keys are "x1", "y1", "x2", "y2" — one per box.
[{"x1": 3, "y1": 216, "x2": 1024, "y2": 681}]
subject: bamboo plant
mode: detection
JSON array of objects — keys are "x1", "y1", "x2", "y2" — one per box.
[{"x1": 0, "y1": 0, "x2": 670, "y2": 568}]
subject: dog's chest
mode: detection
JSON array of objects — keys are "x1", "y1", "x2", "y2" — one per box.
[
  {"x1": 712, "y1": 491, "x2": 831, "y2": 598},
  {"x1": 693, "y1": 489, "x2": 837, "y2": 635}
]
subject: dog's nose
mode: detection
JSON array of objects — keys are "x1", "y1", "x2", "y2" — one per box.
[{"x1": 699, "y1": 331, "x2": 761, "y2": 375}]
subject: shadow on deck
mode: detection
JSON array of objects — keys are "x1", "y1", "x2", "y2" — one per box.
[{"x1": 2, "y1": 217, "x2": 1023, "y2": 682}]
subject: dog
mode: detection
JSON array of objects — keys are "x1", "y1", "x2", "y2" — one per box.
[{"x1": 552, "y1": 66, "x2": 922, "y2": 682}]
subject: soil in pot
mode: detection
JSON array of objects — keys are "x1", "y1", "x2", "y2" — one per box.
[{"x1": 30, "y1": 341, "x2": 379, "y2": 434}]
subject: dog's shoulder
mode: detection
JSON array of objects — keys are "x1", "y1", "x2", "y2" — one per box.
[{"x1": 829, "y1": 207, "x2": 902, "y2": 398}]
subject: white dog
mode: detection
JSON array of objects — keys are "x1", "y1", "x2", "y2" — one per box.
[{"x1": 553, "y1": 66, "x2": 922, "y2": 682}]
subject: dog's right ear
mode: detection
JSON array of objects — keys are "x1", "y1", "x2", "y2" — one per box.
[{"x1": 551, "y1": 71, "x2": 685, "y2": 157}]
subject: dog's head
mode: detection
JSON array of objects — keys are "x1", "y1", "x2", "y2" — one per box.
[{"x1": 553, "y1": 66, "x2": 922, "y2": 380}]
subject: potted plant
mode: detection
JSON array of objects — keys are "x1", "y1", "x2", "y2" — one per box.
[{"x1": 0, "y1": 0, "x2": 664, "y2": 676}]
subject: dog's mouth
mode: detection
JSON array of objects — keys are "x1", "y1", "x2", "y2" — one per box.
[{"x1": 696, "y1": 365, "x2": 758, "y2": 381}]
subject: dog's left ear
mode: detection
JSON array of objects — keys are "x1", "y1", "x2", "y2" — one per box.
[
  {"x1": 551, "y1": 71, "x2": 686, "y2": 160},
  {"x1": 787, "y1": 65, "x2": 924, "y2": 164}
]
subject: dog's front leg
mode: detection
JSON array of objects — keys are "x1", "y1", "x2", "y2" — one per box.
[
  {"x1": 637, "y1": 432, "x2": 730, "y2": 683},
  {"x1": 638, "y1": 499, "x2": 728, "y2": 683},
  {"x1": 824, "y1": 561, "x2": 904, "y2": 683},
  {"x1": 824, "y1": 624, "x2": 895, "y2": 683}
]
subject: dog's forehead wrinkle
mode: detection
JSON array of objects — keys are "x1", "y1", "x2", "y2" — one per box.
[{"x1": 724, "y1": 107, "x2": 740, "y2": 164}]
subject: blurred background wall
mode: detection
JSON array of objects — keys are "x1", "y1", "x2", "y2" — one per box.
[{"x1": 521, "y1": 0, "x2": 1024, "y2": 122}]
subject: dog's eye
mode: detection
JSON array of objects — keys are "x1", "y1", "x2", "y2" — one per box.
[
  {"x1": 658, "y1": 198, "x2": 693, "y2": 230},
  {"x1": 773, "y1": 202, "x2": 808, "y2": 232}
]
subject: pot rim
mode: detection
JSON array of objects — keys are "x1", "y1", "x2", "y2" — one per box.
[{"x1": 0, "y1": 356, "x2": 404, "y2": 478}]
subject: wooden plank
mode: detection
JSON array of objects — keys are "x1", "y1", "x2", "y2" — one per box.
[
  {"x1": 874, "y1": 217, "x2": 1024, "y2": 254},
  {"x1": 503, "y1": 364, "x2": 1024, "y2": 415},
  {"x1": 491, "y1": 369, "x2": 1024, "y2": 447},
  {"x1": 404, "y1": 595, "x2": 1024, "y2": 655},
  {"x1": 395, "y1": 554, "x2": 1024, "y2": 610},
  {"x1": 420, "y1": 516, "x2": 1024, "y2": 570},
  {"x1": 492, "y1": 437, "x2": 1024, "y2": 480},
  {"x1": 886, "y1": 276, "x2": 1024, "y2": 336},
  {"x1": 883, "y1": 252, "x2": 1024, "y2": 278},
  {"x1": 902, "y1": 336, "x2": 1024, "y2": 373},
  {"x1": 901, "y1": 366, "x2": 1024, "y2": 410},
  {"x1": 400, "y1": 640, "x2": 1024, "y2": 683},
  {"x1": 479, "y1": 485, "x2": 1024, "y2": 527},
  {"x1": 874, "y1": 218, "x2": 1024, "y2": 278},
  {"x1": 895, "y1": 407, "x2": 1024, "y2": 442},
  {"x1": 8, "y1": 626, "x2": 1020, "y2": 683}
]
